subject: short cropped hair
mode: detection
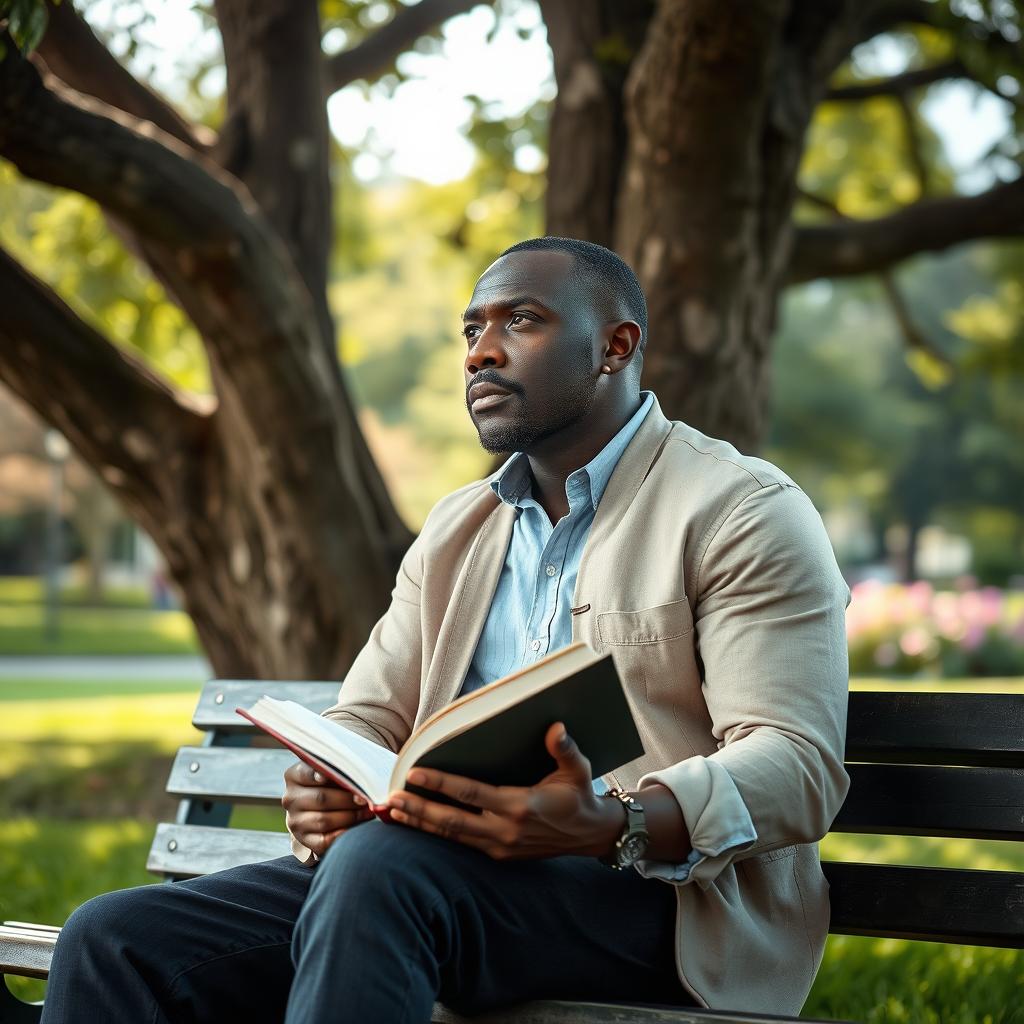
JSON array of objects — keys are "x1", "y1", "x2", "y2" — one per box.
[{"x1": 499, "y1": 236, "x2": 648, "y2": 357}]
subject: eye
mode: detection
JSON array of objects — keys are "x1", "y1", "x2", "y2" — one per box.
[
  {"x1": 463, "y1": 325, "x2": 481, "y2": 343},
  {"x1": 509, "y1": 312, "x2": 531, "y2": 327}
]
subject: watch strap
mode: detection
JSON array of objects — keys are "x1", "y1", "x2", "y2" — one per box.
[{"x1": 600, "y1": 787, "x2": 649, "y2": 870}]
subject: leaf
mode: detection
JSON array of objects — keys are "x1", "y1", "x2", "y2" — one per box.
[{"x1": 2, "y1": 0, "x2": 50, "y2": 54}]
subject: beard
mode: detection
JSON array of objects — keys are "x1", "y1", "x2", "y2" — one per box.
[{"x1": 475, "y1": 338, "x2": 598, "y2": 455}]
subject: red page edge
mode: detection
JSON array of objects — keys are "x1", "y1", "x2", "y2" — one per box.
[{"x1": 235, "y1": 706, "x2": 392, "y2": 821}]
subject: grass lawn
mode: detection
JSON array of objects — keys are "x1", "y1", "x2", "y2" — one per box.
[
  {"x1": 0, "y1": 604, "x2": 199, "y2": 655},
  {"x1": 1, "y1": 676, "x2": 1021, "y2": 1019},
  {"x1": 0, "y1": 576, "x2": 199, "y2": 655}
]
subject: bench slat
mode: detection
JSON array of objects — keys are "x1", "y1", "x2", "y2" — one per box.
[
  {"x1": 147, "y1": 824, "x2": 291, "y2": 878},
  {"x1": 431, "y1": 1001, "x2": 836, "y2": 1023},
  {"x1": 823, "y1": 861, "x2": 1024, "y2": 947},
  {"x1": 166, "y1": 746, "x2": 293, "y2": 803},
  {"x1": 833, "y1": 763, "x2": 1024, "y2": 840},
  {"x1": 845, "y1": 692, "x2": 1024, "y2": 768},
  {"x1": 192, "y1": 681, "x2": 339, "y2": 732},
  {"x1": 0, "y1": 924, "x2": 58, "y2": 980}
]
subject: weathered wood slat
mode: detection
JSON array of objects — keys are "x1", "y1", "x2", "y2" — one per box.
[
  {"x1": 845, "y1": 692, "x2": 1024, "y2": 767},
  {"x1": 166, "y1": 746, "x2": 293, "y2": 803},
  {"x1": 430, "y1": 1000, "x2": 839, "y2": 1023},
  {"x1": 147, "y1": 824, "x2": 291, "y2": 878},
  {"x1": 833, "y1": 763, "x2": 1024, "y2": 840},
  {"x1": 0, "y1": 925, "x2": 57, "y2": 980},
  {"x1": 192, "y1": 680, "x2": 339, "y2": 731},
  {"x1": 823, "y1": 861, "x2": 1024, "y2": 947}
]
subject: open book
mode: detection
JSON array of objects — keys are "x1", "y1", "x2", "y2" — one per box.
[{"x1": 237, "y1": 642, "x2": 644, "y2": 814}]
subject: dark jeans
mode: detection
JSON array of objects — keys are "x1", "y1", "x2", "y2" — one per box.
[{"x1": 41, "y1": 820, "x2": 694, "y2": 1023}]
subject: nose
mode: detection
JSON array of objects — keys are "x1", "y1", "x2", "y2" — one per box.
[{"x1": 464, "y1": 323, "x2": 507, "y2": 376}]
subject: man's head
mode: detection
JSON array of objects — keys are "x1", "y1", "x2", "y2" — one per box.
[{"x1": 463, "y1": 237, "x2": 647, "y2": 455}]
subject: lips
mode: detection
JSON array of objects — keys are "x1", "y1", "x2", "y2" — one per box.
[{"x1": 469, "y1": 382, "x2": 513, "y2": 413}]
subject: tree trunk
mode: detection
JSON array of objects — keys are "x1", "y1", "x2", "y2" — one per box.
[
  {"x1": 540, "y1": 0, "x2": 652, "y2": 247},
  {"x1": 543, "y1": 0, "x2": 874, "y2": 451},
  {"x1": 69, "y1": 471, "x2": 120, "y2": 605},
  {"x1": 0, "y1": 13, "x2": 413, "y2": 679}
]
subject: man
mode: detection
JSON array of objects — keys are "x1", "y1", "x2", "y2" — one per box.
[{"x1": 43, "y1": 237, "x2": 850, "y2": 1023}]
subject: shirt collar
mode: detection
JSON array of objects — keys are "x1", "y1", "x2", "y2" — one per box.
[{"x1": 490, "y1": 390, "x2": 655, "y2": 512}]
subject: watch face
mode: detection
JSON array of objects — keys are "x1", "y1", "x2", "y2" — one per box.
[{"x1": 618, "y1": 833, "x2": 649, "y2": 866}]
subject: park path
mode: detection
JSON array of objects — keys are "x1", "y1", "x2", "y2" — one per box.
[{"x1": 0, "y1": 655, "x2": 211, "y2": 681}]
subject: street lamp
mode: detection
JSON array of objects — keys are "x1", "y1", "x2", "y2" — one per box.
[{"x1": 43, "y1": 429, "x2": 70, "y2": 644}]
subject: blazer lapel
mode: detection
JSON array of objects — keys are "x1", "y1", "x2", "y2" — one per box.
[
  {"x1": 418, "y1": 499, "x2": 517, "y2": 722},
  {"x1": 573, "y1": 394, "x2": 674, "y2": 628}
]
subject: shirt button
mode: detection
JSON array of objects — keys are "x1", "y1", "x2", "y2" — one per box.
[
  {"x1": 531, "y1": 639, "x2": 541, "y2": 651},
  {"x1": 545, "y1": 564, "x2": 556, "y2": 577}
]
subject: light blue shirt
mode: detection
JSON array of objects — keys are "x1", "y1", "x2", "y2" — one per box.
[
  {"x1": 460, "y1": 390, "x2": 655, "y2": 697},
  {"x1": 458, "y1": 389, "x2": 756, "y2": 882}
]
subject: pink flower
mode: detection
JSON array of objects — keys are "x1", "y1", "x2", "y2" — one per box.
[
  {"x1": 899, "y1": 627, "x2": 933, "y2": 659},
  {"x1": 874, "y1": 642, "x2": 899, "y2": 668}
]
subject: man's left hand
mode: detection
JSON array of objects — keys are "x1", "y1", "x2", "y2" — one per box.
[{"x1": 386, "y1": 722, "x2": 623, "y2": 860}]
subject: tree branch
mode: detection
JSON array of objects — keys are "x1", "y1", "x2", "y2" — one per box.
[
  {"x1": 0, "y1": 243, "x2": 207, "y2": 528},
  {"x1": 878, "y1": 270, "x2": 952, "y2": 366},
  {"x1": 825, "y1": 59, "x2": 967, "y2": 100},
  {"x1": 35, "y1": 0, "x2": 214, "y2": 152},
  {"x1": 0, "y1": 30, "x2": 283, "y2": 301},
  {"x1": 896, "y1": 92, "x2": 930, "y2": 196},
  {"x1": 788, "y1": 176, "x2": 1024, "y2": 282},
  {"x1": 0, "y1": 29, "x2": 410, "y2": 572},
  {"x1": 326, "y1": 0, "x2": 479, "y2": 94}
]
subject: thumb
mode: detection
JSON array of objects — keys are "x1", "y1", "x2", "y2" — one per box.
[{"x1": 546, "y1": 722, "x2": 592, "y2": 786}]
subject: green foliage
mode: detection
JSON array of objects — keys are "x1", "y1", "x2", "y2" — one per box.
[
  {"x1": 800, "y1": 5, "x2": 1024, "y2": 220},
  {"x1": 331, "y1": 150, "x2": 543, "y2": 526},
  {"x1": 0, "y1": 0, "x2": 54, "y2": 56},
  {"x1": 0, "y1": 164, "x2": 210, "y2": 393},
  {"x1": 768, "y1": 240, "x2": 1024, "y2": 582}
]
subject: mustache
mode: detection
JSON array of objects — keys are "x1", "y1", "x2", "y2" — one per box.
[{"x1": 466, "y1": 371, "x2": 523, "y2": 402}]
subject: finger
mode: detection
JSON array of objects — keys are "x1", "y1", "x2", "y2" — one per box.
[
  {"x1": 288, "y1": 785, "x2": 366, "y2": 813},
  {"x1": 388, "y1": 793, "x2": 502, "y2": 843},
  {"x1": 285, "y1": 761, "x2": 337, "y2": 787},
  {"x1": 545, "y1": 723, "x2": 593, "y2": 786},
  {"x1": 403, "y1": 767, "x2": 517, "y2": 813},
  {"x1": 291, "y1": 808, "x2": 369, "y2": 836}
]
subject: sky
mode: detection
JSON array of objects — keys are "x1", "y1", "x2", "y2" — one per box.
[{"x1": 87, "y1": 0, "x2": 1015, "y2": 190}]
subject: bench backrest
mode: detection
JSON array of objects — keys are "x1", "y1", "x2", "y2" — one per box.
[{"x1": 148, "y1": 683, "x2": 1024, "y2": 948}]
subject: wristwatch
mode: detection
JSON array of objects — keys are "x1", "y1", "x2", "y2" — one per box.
[{"x1": 600, "y1": 787, "x2": 649, "y2": 870}]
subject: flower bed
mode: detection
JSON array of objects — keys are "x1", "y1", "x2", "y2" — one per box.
[{"x1": 847, "y1": 581, "x2": 1024, "y2": 677}]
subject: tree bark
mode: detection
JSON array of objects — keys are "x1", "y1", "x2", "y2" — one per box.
[
  {"x1": 540, "y1": 0, "x2": 652, "y2": 248},
  {"x1": 539, "y1": 0, "x2": 1009, "y2": 451},
  {"x1": 613, "y1": 0, "x2": 802, "y2": 451},
  {"x1": 35, "y1": 0, "x2": 214, "y2": 151},
  {"x1": 789, "y1": 177, "x2": 1024, "y2": 282}
]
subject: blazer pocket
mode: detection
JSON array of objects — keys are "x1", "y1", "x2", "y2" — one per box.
[{"x1": 597, "y1": 598, "x2": 693, "y2": 646}]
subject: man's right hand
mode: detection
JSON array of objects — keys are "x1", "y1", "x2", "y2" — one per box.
[{"x1": 282, "y1": 761, "x2": 374, "y2": 860}]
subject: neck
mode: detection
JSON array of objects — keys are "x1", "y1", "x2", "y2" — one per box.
[{"x1": 525, "y1": 392, "x2": 643, "y2": 523}]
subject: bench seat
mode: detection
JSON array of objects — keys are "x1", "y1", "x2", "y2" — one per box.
[
  {"x1": 4, "y1": 682, "x2": 1022, "y2": 1023},
  {"x1": 1, "y1": 923, "x2": 840, "y2": 1023}
]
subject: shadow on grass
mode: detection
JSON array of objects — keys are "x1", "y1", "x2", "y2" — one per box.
[{"x1": 0, "y1": 739, "x2": 178, "y2": 820}]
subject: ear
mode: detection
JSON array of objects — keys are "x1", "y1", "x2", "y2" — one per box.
[{"x1": 602, "y1": 321, "x2": 642, "y2": 376}]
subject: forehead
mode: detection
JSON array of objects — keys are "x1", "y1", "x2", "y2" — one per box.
[{"x1": 467, "y1": 250, "x2": 577, "y2": 314}]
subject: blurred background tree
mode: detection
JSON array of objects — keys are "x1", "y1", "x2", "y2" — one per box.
[{"x1": 0, "y1": 0, "x2": 1021, "y2": 677}]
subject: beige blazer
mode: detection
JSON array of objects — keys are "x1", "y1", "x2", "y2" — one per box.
[{"x1": 292, "y1": 394, "x2": 851, "y2": 1015}]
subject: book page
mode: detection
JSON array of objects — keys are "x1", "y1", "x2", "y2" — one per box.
[{"x1": 253, "y1": 698, "x2": 398, "y2": 805}]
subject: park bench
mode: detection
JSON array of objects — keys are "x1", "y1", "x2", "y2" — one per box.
[{"x1": 3, "y1": 681, "x2": 1023, "y2": 1023}]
